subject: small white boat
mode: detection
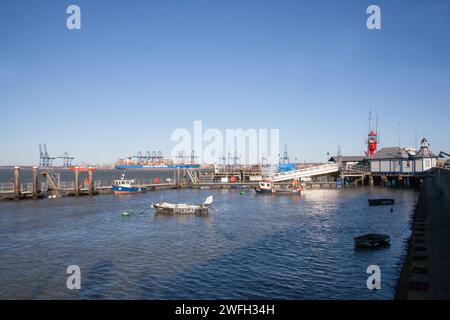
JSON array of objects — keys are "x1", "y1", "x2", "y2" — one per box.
[
  {"x1": 151, "y1": 196, "x2": 213, "y2": 215},
  {"x1": 255, "y1": 181, "x2": 302, "y2": 195}
]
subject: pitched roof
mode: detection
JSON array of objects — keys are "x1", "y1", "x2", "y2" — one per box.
[
  {"x1": 329, "y1": 156, "x2": 367, "y2": 162},
  {"x1": 372, "y1": 147, "x2": 410, "y2": 160},
  {"x1": 415, "y1": 146, "x2": 437, "y2": 158}
]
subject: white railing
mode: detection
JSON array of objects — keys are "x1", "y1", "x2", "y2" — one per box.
[
  {"x1": 269, "y1": 163, "x2": 340, "y2": 182},
  {"x1": 345, "y1": 164, "x2": 371, "y2": 172}
]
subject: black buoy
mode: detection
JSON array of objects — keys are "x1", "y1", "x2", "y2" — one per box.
[{"x1": 390, "y1": 208, "x2": 394, "y2": 212}]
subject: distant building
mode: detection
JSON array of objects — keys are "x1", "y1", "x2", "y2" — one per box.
[
  {"x1": 328, "y1": 156, "x2": 368, "y2": 169},
  {"x1": 370, "y1": 138, "x2": 438, "y2": 175}
]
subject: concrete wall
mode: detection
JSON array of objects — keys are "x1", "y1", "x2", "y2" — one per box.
[{"x1": 435, "y1": 168, "x2": 450, "y2": 204}]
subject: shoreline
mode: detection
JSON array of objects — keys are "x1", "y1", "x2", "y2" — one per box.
[{"x1": 395, "y1": 169, "x2": 450, "y2": 299}]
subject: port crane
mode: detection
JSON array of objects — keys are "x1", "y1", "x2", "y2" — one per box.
[
  {"x1": 131, "y1": 150, "x2": 166, "y2": 164},
  {"x1": 132, "y1": 151, "x2": 146, "y2": 163},
  {"x1": 39, "y1": 144, "x2": 56, "y2": 168},
  {"x1": 282, "y1": 144, "x2": 290, "y2": 164},
  {"x1": 56, "y1": 152, "x2": 75, "y2": 168},
  {"x1": 233, "y1": 151, "x2": 241, "y2": 165},
  {"x1": 175, "y1": 150, "x2": 188, "y2": 163},
  {"x1": 190, "y1": 150, "x2": 198, "y2": 164}
]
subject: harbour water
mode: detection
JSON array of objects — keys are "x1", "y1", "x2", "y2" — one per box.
[{"x1": 0, "y1": 187, "x2": 417, "y2": 299}]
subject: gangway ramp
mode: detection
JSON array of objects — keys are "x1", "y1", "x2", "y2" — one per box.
[{"x1": 269, "y1": 163, "x2": 340, "y2": 182}]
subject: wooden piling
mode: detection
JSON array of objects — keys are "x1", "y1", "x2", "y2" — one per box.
[
  {"x1": 14, "y1": 166, "x2": 20, "y2": 200},
  {"x1": 74, "y1": 167, "x2": 80, "y2": 197},
  {"x1": 32, "y1": 166, "x2": 38, "y2": 199},
  {"x1": 88, "y1": 169, "x2": 94, "y2": 196}
]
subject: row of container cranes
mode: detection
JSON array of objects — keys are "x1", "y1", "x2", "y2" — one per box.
[{"x1": 39, "y1": 144, "x2": 75, "y2": 169}]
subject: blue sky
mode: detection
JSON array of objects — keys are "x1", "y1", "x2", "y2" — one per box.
[{"x1": 1, "y1": 0, "x2": 449, "y2": 165}]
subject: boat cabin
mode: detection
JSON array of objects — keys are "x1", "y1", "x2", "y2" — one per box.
[
  {"x1": 258, "y1": 181, "x2": 273, "y2": 190},
  {"x1": 113, "y1": 178, "x2": 135, "y2": 188}
]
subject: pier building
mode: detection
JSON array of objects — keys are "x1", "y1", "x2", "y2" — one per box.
[{"x1": 370, "y1": 138, "x2": 438, "y2": 175}]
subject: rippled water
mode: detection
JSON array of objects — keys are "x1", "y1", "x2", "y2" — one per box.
[{"x1": 0, "y1": 187, "x2": 416, "y2": 299}]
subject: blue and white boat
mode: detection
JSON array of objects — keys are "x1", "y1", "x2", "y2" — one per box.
[{"x1": 112, "y1": 175, "x2": 146, "y2": 195}]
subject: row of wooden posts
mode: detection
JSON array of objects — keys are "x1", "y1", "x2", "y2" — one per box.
[{"x1": 12, "y1": 166, "x2": 95, "y2": 200}]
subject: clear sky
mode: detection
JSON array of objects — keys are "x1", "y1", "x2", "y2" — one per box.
[{"x1": 1, "y1": 0, "x2": 449, "y2": 165}]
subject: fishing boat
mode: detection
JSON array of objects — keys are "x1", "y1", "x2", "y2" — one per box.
[
  {"x1": 354, "y1": 233, "x2": 390, "y2": 248},
  {"x1": 368, "y1": 199, "x2": 395, "y2": 206},
  {"x1": 255, "y1": 181, "x2": 301, "y2": 195},
  {"x1": 112, "y1": 175, "x2": 146, "y2": 195},
  {"x1": 151, "y1": 196, "x2": 213, "y2": 215}
]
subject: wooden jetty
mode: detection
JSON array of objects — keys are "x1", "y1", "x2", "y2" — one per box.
[{"x1": 0, "y1": 162, "x2": 436, "y2": 201}]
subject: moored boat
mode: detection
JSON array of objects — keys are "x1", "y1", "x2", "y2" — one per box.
[
  {"x1": 354, "y1": 233, "x2": 390, "y2": 248},
  {"x1": 255, "y1": 181, "x2": 302, "y2": 195},
  {"x1": 368, "y1": 199, "x2": 395, "y2": 206},
  {"x1": 151, "y1": 196, "x2": 213, "y2": 215},
  {"x1": 112, "y1": 175, "x2": 146, "y2": 195}
]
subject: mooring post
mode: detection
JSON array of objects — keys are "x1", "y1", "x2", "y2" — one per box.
[
  {"x1": 32, "y1": 166, "x2": 38, "y2": 199},
  {"x1": 14, "y1": 166, "x2": 21, "y2": 200},
  {"x1": 369, "y1": 175, "x2": 374, "y2": 187},
  {"x1": 74, "y1": 167, "x2": 80, "y2": 197},
  {"x1": 88, "y1": 169, "x2": 94, "y2": 196}
]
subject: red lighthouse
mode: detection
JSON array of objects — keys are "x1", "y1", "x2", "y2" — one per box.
[
  {"x1": 367, "y1": 130, "x2": 378, "y2": 156},
  {"x1": 365, "y1": 112, "x2": 379, "y2": 157}
]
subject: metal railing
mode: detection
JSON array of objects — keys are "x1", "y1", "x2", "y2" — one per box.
[
  {"x1": 0, "y1": 178, "x2": 175, "y2": 196},
  {"x1": 0, "y1": 183, "x2": 14, "y2": 194},
  {"x1": 343, "y1": 164, "x2": 371, "y2": 173}
]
